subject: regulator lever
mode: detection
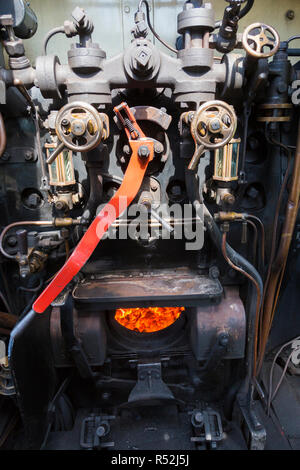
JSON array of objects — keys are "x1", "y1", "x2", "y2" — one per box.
[{"x1": 33, "y1": 102, "x2": 154, "y2": 314}]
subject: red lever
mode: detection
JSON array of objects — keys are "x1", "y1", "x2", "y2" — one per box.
[{"x1": 33, "y1": 103, "x2": 153, "y2": 313}]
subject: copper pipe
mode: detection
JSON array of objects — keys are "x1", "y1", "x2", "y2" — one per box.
[
  {"x1": 247, "y1": 219, "x2": 258, "y2": 264},
  {"x1": 257, "y1": 117, "x2": 300, "y2": 374},
  {"x1": 0, "y1": 113, "x2": 7, "y2": 158},
  {"x1": 0, "y1": 219, "x2": 79, "y2": 260},
  {"x1": 263, "y1": 137, "x2": 292, "y2": 292},
  {"x1": 222, "y1": 232, "x2": 261, "y2": 377}
]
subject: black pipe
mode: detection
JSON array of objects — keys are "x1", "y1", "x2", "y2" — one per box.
[
  {"x1": 287, "y1": 49, "x2": 300, "y2": 56},
  {"x1": 203, "y1": 205, "x2": 263, "y2": 293},
  {"x1": 199, "y1": 203, "x2": 263, "y2": 402},
  {"x1": 239, "y1": 0, "x2": 254, "y2": 20},
  {"x1": 215, "y1": 0, "x2": 255, "y2": 29},
  {"x1": 80, "y1": 162, "x2": 104, "y2": 225}
]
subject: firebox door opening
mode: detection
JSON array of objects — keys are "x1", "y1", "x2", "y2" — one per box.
[
  {"x1": 106, "y1": 307, "x2": 188, "y2": 353},
  {"x1": 114, "y1": 306, "x2": 185, "y2": 333}
]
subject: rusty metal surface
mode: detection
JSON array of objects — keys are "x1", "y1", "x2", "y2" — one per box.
[
  {"x1": 188, "y1": 286, "x2": 246, "y2": 360},
  {"x1": 72, "y1": 267, "x2": 223, "y2": 308},
  {"x1": 114, "y1": 106, "x2": 172, "y2": 131},
  {"x1": 130, "y1": 106, "x2": 172, "y2": 130}
]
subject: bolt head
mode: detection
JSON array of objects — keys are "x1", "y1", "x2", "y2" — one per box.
[
  {"x1": 154, "y1": 142, "x2": 164, "y2": 154},
  {"x1": 246, "y1": 186, "x2": 259, "y2": 199},
  {"x1": 55, "y1": 200, "x2": 67, "y2": 211},
  {"x1": 96, "y1": 425, "x2": 106, "y2": 437},
  {"x1": 7, "y1": 236, "x2": 17, "y2": 247},
  {"x1": 71, "y1": 119, "x2": 86, "y2": 136},
  {"x1": 27, "y1": 193, "x2": 41, "y2": 208},
  {"x1": 138, "y1": 145, "x2": 150, "y2": 159},
  {"x1": 194, "y1": 412, "x2": 203, "y2": 424},
  {"x1": 2, "y1": 152, "x2": 10, "y2": 161},
  {"x1": 286, "y1": 9, "x2": 295, "y2": 20},
  {"x1": 171, "y1": 185, "x2": 182, "y2": 197},
  {"x1": 210, "y1": 118, "x2": 221, "y2": 132},
  {"x1": 219, "y1": 333, "x2": 229, "y2": 347},
  {"x1": 222, "y1": 192, "x2": 235, "y2": 205},
  {"x1": 123, "y1": 144, "x2": 131, "y2": 155},
  {"x1": 24, "y1": 150, "x2": 34, "y2": 161}
]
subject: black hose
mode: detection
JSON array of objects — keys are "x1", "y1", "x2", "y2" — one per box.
[
  {"x1": 81, "y1": 164, "x2": 104, "y2": 225},
  {"x1": 239, "y1": 0, "x2": 254, "y2": 20},
  {"x1": 138, "y1": 0, "x2": 177, "y2": 54},
  {"x1": 203, "y1": 205, "x2": 263, "y2": 293},
  {"x1": 215, "y1": 0, "x2": 255, "y2": 29},
  {"x1": 201, "y1": 204, "x2": 263, "y2": 401}
]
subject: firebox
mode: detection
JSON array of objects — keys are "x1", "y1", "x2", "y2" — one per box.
[{"x1": 50, "y1": 287, "x2": 246, "y2": 367}]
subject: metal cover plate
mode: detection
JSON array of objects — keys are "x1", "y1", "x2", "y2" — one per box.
[{"x1": 72, "y1": 267, "x2": 223, "y2": 308}]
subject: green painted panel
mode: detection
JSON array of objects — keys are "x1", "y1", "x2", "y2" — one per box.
[{"x1": 22, "y1": 0, "x2": 300, "y2": 64}]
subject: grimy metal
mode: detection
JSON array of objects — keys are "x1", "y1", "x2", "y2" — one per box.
[
  {"x1": 1, "y1": 0, "x2": 300, "y2": 452},
  {"x1": 0, "y1": 2, "x2": 243, "y2": 108}
]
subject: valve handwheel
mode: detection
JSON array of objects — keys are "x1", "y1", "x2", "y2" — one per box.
[
  {"x1": 191, "y1": 100, "x2": 237, "y2": 149},
  {"x1": 188, "y1": 100, "x2": 237, "y2": 171},
  {"x1": 46, "y1": 101, "x2": 108, "y2": 165},
  {"x1": 33, "y1": 102, "x2": 154, "y2": 314},
  {"x1": 56, "y1": 101, "x2": 104, "y2": 152},
  {"x1": 242, "y1": 23, "x2": 280, "y2": 59}
]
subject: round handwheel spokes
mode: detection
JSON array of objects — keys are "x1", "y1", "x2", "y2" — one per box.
[
  {"x1": 242, "y1": 23, "x2": 280, "y2": 58},
  {"x1": 55, "y1": 101, "x2": 104, "y2": 152},
  {"x1": 191, "y1": 100, "x2": 237, "y2": 150}
]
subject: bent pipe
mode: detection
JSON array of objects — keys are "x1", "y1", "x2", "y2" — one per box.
[
  {"x1": 215, "y1": 0, "x2": 255, "y2": 29},
  {"x1": 200, "y1": 203, "x2": 263, "y2": 398},
  {"x1": 8, "y1": 309, "x2": 36, "y2": 360},
  {"x1": 80, "y1": 162, "x2": 104, "y2": 225}
]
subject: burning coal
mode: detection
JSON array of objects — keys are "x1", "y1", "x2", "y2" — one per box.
[{"x1": 115, "y1": 306, "x2": 184, "y2": 333}]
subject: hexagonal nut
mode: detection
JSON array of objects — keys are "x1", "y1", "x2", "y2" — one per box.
[
  {"x1": 246, "y1": 186, "x2": 259, "y2": 200},
  {"x1": 5, "y1": 40, "x2": 25, "y2": 57},
  {"x1": 24, "y1": 150, "x2": 34, "y2": 162},
  {"x1": 72, "y1": 6, "x2": 86, "y2": 25}
]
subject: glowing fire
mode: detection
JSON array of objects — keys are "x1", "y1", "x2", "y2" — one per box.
[{"x1": 115, "y1": 306, "x2": 184, "y2": 333}]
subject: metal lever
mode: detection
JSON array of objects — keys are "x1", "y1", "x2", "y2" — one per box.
[
  {"x1": 46, "y1": 141, "x2": 65, "y2": 165},
  {"x1": 33, "y1": 102, "x2": 154, "y2": 313}
]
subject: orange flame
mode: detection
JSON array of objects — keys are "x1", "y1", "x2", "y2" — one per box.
[{"x1": 115, "y1": 306, "x2": 184, "y2": 333}]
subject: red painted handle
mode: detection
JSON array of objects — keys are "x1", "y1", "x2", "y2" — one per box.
[{"x1": 33, "y1": 139, "x2": 153, "y2": 313}]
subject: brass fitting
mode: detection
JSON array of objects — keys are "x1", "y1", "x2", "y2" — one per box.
[
  {"x1": 214, "y1": 212, "x2": 246, "y2": 222},
  {"x1": 54, "y1": 218, "x2": 81, "y2": 227},
  {"x1": 29, "y1": 250, "x2": 48, "y2": 273}
]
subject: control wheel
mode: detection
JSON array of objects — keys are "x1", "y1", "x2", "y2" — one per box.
[
  {"x1": 190, "y1": 100, "x2": 237, "y2": 150},
  {"x1": 242, "y1": 23, "x2": 280, "y2": 59},
  {"x1": 55, "y1": 101, "x2": 105, "y2": 152}
]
